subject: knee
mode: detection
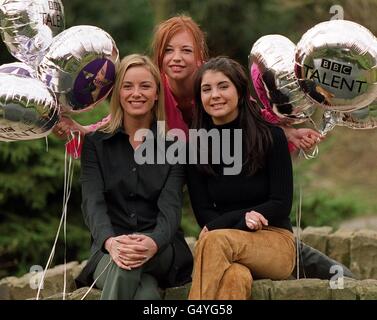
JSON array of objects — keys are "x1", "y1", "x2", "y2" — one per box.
[
  {"x1": 196, "y1": 229, "x2": 232, "y2": 252},
  {"x1": 134, "y1": 274, "x2": 162, "y2": 300},
  {"x1": 110, "y1": 263, "x2": 135, "y2": 283},
  {"x1": 230, "y1": 263, "x2": 252, "y2": 283}
]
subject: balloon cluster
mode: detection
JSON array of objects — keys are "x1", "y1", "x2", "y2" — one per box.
[
  {"x1": 249, "y1": 20, "x2": 377, "y2": 134},
  {"x1": 0, "y1": 0, "x2": 119, "y2": 142}
]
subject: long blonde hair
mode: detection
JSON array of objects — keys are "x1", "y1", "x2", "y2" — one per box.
[{"x1": 101, "y1": 54, "x2": 166, "y2": 134}]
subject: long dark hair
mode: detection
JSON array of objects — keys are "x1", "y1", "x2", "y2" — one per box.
[{"x1": 192, "y1": 56, "x2": 273, "y2": 175}]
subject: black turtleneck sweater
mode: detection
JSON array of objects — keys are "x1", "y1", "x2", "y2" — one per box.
[{"x1": 186, "y1": 118, "x2": 293, "y2": 232}]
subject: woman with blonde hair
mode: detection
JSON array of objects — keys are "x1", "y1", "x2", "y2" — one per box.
[{"x1": 76, "y1": 54, "x2": 193, "y2": 299}]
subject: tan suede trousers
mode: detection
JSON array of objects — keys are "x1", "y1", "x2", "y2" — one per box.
[{"x1": 188, "y1": 227, "x2": 296, "y2": 300}]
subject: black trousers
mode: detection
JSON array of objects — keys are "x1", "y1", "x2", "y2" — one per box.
[{"x1": 293, "y1": 242, "x2": 355, "y2": 279}]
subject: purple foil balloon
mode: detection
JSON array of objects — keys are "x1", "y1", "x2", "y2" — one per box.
[{"x1": 37, "y1": 25, "x2": 119, "y2": 112}]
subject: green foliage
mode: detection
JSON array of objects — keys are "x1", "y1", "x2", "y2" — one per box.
[
  {"x1": 0, "y1": 132, "x2": 89, "y2": 277},
  {"x1": 0, "y1": 138, "x2": 64, "y2": 213},
  {"x1": 291, "y1": 190, "x2": 366, "y2": 229},
  {"x1": 290, "y1": 131, "x2": 371, "y2": 229},
  {"x1": 0, "y1": 213, "x2": 90, "y2": 278},
  {"x1": 171, "y1": 0, "x2": 322, "y2": 66},
  {"x1": 71, "y1": 100, "x2": 110, "y2": 126},
  {"x1": 0, "y1": 101, "x2": 109, "y2": 278},
  {"x1": 63, "y1": 0, "x2": 155, "y2": 56},
  {"x1": 181, "y1": 190, "x2": 201, "y2": 238}
]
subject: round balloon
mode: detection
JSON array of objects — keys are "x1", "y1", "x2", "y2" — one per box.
[
  {"x1": 0, "y1": 61, "x2": 36, "y2": 77},
  {"x1": 37, "y1": 25, "x2": 119, "y2": 113},
  {"x1": 295, "y1": 20, "x2": 377, "y2": 112},
  {"x1": 249, "y1": 34, "x2": 314, "y2": 124},
  {"x1": 0, "y1": 73, "x2": 60, "y2": 141},
  {"x1": 0, "y1": 0, "x2": 65, "y2": 67}
]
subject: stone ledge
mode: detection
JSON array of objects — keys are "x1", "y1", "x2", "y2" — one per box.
[
  {"x1": 0, "y1": 261, "x2": 82, "y2": 300},
  {"x1": 48, "y1": 278, "x2": 377, "y2": 300},
  {"x1": 3, "y1": 272, "x2": 377, "y2": 300},
  {"x1": 2, "y1": 229, "x2": 377, "y2": 300}
]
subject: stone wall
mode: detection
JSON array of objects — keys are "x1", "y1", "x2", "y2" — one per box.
[
  {"x1": 299, "y1": 227, "x2": 377, "y2": 279},
  {"x1": 1, "y1": 228, "x2": 377, "y2": 300},
  {"x1": 7, "y1": 278, "x2": 377, "y2": 300},
  {"x1": 0, "y1": 261, "x2": 85, "y2": 300}
]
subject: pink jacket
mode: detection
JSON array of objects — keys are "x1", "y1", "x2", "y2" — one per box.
[{"x1": 250, "y1": 63, "x2": 296, "y2": 152}]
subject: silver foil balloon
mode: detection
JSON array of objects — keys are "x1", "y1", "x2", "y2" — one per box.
[
  {"x1": 295, "y1": 20, "x2": 377, "y2": 112},
  {"x1": 0, "y1": 73, "x2": 60, "y2": 141},
  {"x1": 0, "y1": 0, "x2": 65, "y2": 67},
  {"x1": 250, "y1": 35, "x2": 314, "y2": 125},
  {"x1": 0, "y1": 61, "x2": 36, "y2": 77},
  {"x1": 37, "y1": 25, "x2": 119, "y2": 112},
  {"x1": 321, "y1": 100, "x2": 377, "y2": 135}
]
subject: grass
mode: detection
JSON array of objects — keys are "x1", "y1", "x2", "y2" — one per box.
[{"x1": 291, "y1": 123, "x2": 377, "y2": 228}]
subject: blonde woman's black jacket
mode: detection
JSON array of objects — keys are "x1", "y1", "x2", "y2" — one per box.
[{"x1": 75, "y1": 122, "x2": 192, "y2": 289}]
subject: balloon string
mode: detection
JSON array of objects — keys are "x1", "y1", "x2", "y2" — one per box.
[
  {"x1": 63, "y1": 153, "x2": 68, "y2": 300},
  {"x1": 62, "y1": 135, "x2": 75, "y2": 300},
  {"x1": 45, "y1": 136, "x2": 49, "y2": 153},
  {"x1": 299, "y1": 145, "x2": 319, "y2": 160},
  {"x1": 36, "y1": 140, "x2": 75, "y2": 300},
  {"x1": 294, "y1": 176, "x2": 307, "y2": 279},
  {"x1": 80, "y1": 257, "x2": 112, "y2": 300},
  {"x1": 59, "y1": 131, "x2": 78, "y2": 299},
  {"x1": 295, "y1": 184, "x2": 301, "y2": 279},
  {"x1": 36, "y1": 198, "x2": 66, "y2": 299},
  {"x1": 75, "y1": 131, "x2": 81, "y2": 159}
]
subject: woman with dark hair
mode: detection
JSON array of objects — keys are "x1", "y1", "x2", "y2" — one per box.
[{"x1": 187, "y1": 57, "x2": 296, "y2": 299}]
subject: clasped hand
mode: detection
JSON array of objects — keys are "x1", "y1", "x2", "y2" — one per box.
[
  {"x1": 52, "y1": 116, "x2": 88, "y2": 140},
  {"x1": 283, "y1": 127, "x2": 324, "y2": 151},
  {"x1": 105, "y1": 234, "x2": 158, "y2": 270}
]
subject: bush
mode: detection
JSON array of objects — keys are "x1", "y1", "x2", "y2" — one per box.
[
  {"x1": 291, "y1": 190, "x2": 366, "y2": 229},
  {"x1": 0, "y1": 213, "x2": 90, "y2": 278},
  {"x1": 181, "y1": 190, "x2": 201, "y2": 238}
]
